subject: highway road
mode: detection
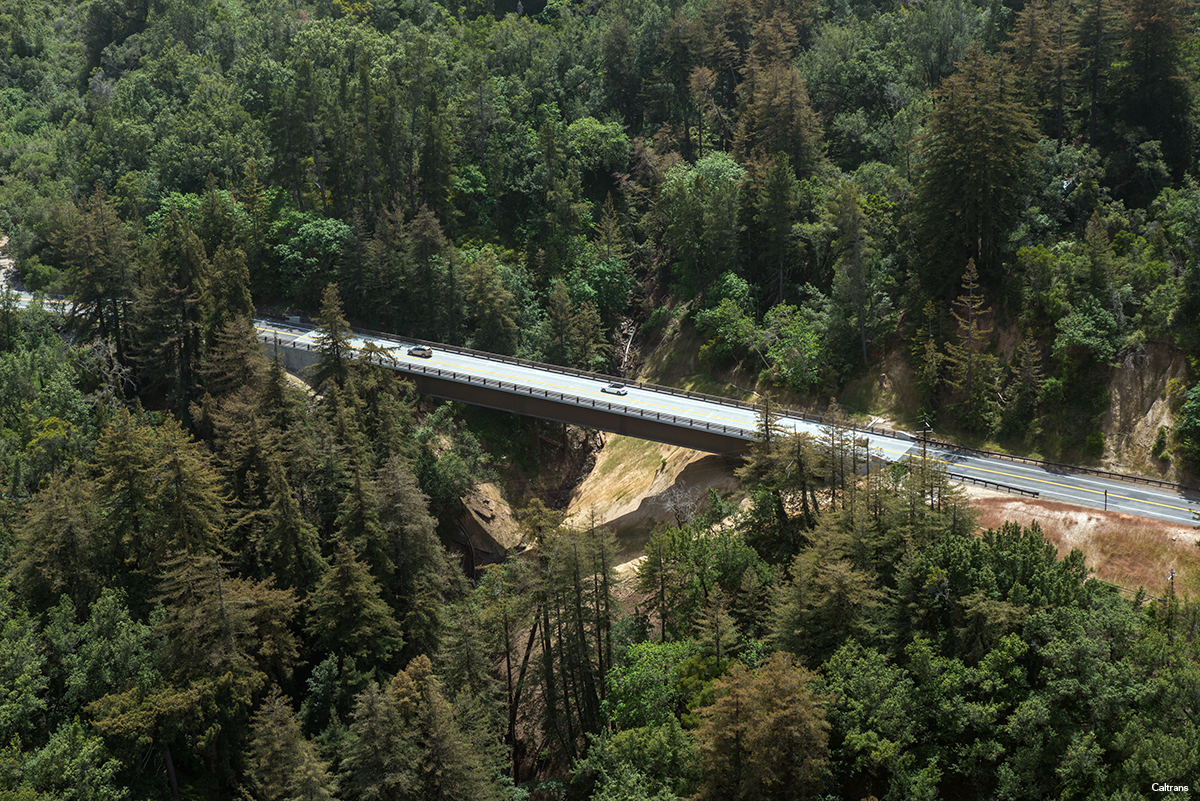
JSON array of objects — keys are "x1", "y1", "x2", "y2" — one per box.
[
  {"x1": 254, "y1": 317, "x2": 1200, "y2": 528},
  {"x1": 3, "y1": 281, "x2": 1195, "y2": 528}
]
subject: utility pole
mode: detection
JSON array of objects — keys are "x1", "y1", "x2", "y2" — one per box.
[
  {"x1": 1167, "y1": 567, "x2": 1177, "y2": 633},
  {"x1": 921, "y1": 413, "x2": 932, "y2": 508}
]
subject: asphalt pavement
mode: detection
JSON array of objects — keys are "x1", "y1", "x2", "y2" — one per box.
[{"x1": 255, "y1": 318, "x2": 1200, "y2": 528}]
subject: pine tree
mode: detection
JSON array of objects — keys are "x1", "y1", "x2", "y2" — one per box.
[
  {"x1": 376, "y1": 455, "x2": 453, "y2": 657},
  {"x1": 912, "y1": 300, "x2": 944, "y2": 411},
  {"x1": 944, "y1": 259, "x2": 997, "y2": 432},
  {"x1": 464, "y1": 248, "x2": 519, "y2": 355},
  {"x1": 200, "y1": 317, "x2": 268, "y2": 402},
  {"x1": 828, "y1": 181, "x2": 883, "y2": 366},
  {"x1": 306, "y1": 540, "x2": 404, "y2": 673},
  {"x1": 747, "y1": 155, "x2": 800, "y2": 305},
  {"x1": 572, "y1": 300, "x2": 610, "y2": 372},
  {"x1": 1118, "y1": 0, "x2": 1192, "y2": 177},
  {"x1": 1007, "y1": 0, "x2": 1078, "y2": 145},
  {"x1": 693, "y1": 653, "x2": 830, "y2": 801},
  {"x1": 11, "y1": 470, "x2": 103, "y2": 612},
  {"x1": 206, "y1": 243, "x2": 254, "y2": 341},
  {"x1": 1076, "y1": 0, "x2": 1124, "y2": 150},
  {"x1": 310, "y1": 283, "x2": 355, "y2": 393},
  {"x1": 247, "y1": 689, "x2": 338, "y2": 801},
  {"x1": 336, "y1": 465, "x2": 392, "y2": 591},
  {"x1": 55, "y1": 186, "x2": 136, "y2": 365},
  {"x1": 733, "y1": 60, "x2": 824, "y2": 179},
  {"x1": 999, "y1": 335, "x2": 1045, "y2": 440},
  {"x1": 343, "y1": 656, "x2": 502, "y2": 801},
  {"x1": 151, "y1": 417, "x2": 226, "y2": 560},
  {"x1": 594, "y1": 194, "x2": 628, "y2": 263},
  {"x1": 133, "y1": 206, "x2": 212, "y2": 422},
  {"x1": 541, "y1": 279, "x2": 576, "y2": 367},
  {"x1": 90, "y1": 552, "x2": 301, "y2": 794},
  {"x1": 696, "y1": 588, "x2": 741, "y2": 673},
  {"x1": 93, "y1": 409, "x2": 162, "y2": 604},
  {"x1": 256, "y1": 454, "x2": 325, "y2": 594},
  {"x1": 914, "y1": 45, "x2": 1039, "y2": 293}
]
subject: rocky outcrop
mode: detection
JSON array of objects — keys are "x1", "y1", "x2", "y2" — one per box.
[{"x1": 1101, "y1": 343, "x2": 1187, "y2": 475}]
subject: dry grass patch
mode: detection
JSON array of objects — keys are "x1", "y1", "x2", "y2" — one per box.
[{"x1": 972, "y1": 496, "x2": 1200, "y2": 595}]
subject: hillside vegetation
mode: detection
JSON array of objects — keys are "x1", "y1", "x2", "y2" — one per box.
[{"x1": 2, "y1": 0, "x2": 1200, "y2": 796}]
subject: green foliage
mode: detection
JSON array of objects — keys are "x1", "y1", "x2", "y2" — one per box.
[
  {"x1": 247, "y1": 689, "x2": 337, "y2": 801},
  {"x1": 692, "y1": 652, "x2": 830, "y2": 801},
  {"x1": 4, "y1": 0, "x2": 1200, "y2": 794},
  {"x1": 604, "y1": 640, "x2": 699, "y2": 730},
  {"x1": 574, "y1": 718, "x2": 696, "y2": 800},
  {"x1": 565, "y1": 117, "x2": 629, "y2": 174},
  {"x1": 0, "y1": 585, "x2": 48, "y2": 747},
  {"x1": 1052, "y1": 294, "x2": 1118, "y2": 365},
  {"x1": 914, "y1": 45, "x2": 1039, "y2": 292},
  {"x1": 661, "y1": 152, "x2": 746, "y2": 295},
  {"x1": 18, "y1": 719, "x2": 126, "y2": 801}
]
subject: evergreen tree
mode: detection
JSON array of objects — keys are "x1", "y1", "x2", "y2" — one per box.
[
  {"x1": 696, "y1": 588, "x2": 741, "y2": 673},
  {"x1": 256, "y1": 454, "x2": 325, "y2": 594},
  {"x1": 944, "y1": 259, "x2": 998, "y2": 432},
  {"x1": 93, "y1": 409, "x2": 162, "y2": 605},
  {"x1": 914, "y1": 45, "x2": 1039, "y2": 293},
  {"x1": 206, "y1": 243, "x2": 254, "y2": 342},
  {"x1": 11, "y1": 470, "x2": 103, "y2": 613},
  {"x1": 747, "y1": 155, "x2": 800, "y2": 305},
  {"x1": 998, "y1": 335, "x2": 1044, "y2": 440},
  {"x1": 376, "y1": 454, "x2": 453, "y2": 658},
  {"x1": 828, "y1": 181, "x2": 885, "y2": 367},
  {"x1": 1006, "y1": 0, "x2": 1078, "y2": 145},
  {"x1": 912, "y1": 300, "x2": 944, "y2": 412},
  {"x1": 541, "y1": 279, "x2": 576, "y2": 367},
  {"x1": 310, "y1": 283, "x2": 355, "y2": 393},
  {"x1": 247, "y1": 689, "x2": 338, "y2": 801},
  {"x1": 199, "y1": 317, "x2": 268, "y2": 403},
  {"x1": 133, "y1": 207, "x2": 212, "y2": 422},
  {"x1": 343, "y1": 655, "x2": 502, "y2": 801},
  {"x1": 151, "y1": 416, "x2": 227, "y2": 560},
  {"x1": 692, "y1": 653, "x2": 830, "y2": 801},
  {"x1": 464, "y1": 248, "x2": 519, "y2": 355},
  {"x1": 733, "y1": 60, "x2": 824, "y2": 179},
  {"x1": 1075, "y1": 0, "x2": 1125, "y2": 150},
  {"x1": 306, "y1": 540, "x2": 404, "y2": 674},
  {"x1": 1118, "y1": 0, "x2": 1193, "y2": 178},
  {"x1": 55, "y1": 186, "x2": 137, "y2": 365}
]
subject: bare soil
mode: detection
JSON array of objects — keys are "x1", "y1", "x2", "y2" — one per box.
[
  {"x1": 565, "y1": 432, "x2": 742, "y2": 564},
  {"x1": 965, "y1": 485, "x2": 1200, "y2": 596}
]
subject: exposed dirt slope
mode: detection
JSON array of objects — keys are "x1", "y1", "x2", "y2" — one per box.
[
  {"x1": 967, "y1": 487, "x2": 1200, "y2": 596},
  {"x1": 565, "y1": 433, "x2": 741, "y2": 560}
]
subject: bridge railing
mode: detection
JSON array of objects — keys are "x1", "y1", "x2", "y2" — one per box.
[
  {"x1": 261, "y1": 320, "x2": 1199, "y2": 495},
  {"x1": 919, "y1": 433, "x2": 1200, "y2": 495},
  {"x1": 261, "y1": 319, "x2": 901, "y2": 439},
  {"x1": 260, "y1": 331, "x2": 757, "y2": 442}
]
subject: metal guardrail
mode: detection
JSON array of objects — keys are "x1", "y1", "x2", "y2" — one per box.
[
  {"x1": 257, "y1": 318, "x2": 912, "y2": 441},
  {"x1": 260, "y1": 318, "x2": 1200, "y2": 497},
  {"x1": 921, "y1": 434, "x2": 1199, "y2": 495},
  {"x1": 258, "y1": 332, "x2": 755, "y2": 441},
  {"x1": 948, "y1": 471, "x2": 1040, "y2": 498}
]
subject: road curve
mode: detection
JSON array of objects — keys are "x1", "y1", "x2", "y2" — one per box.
[
  {"x1": 3, "y1": 285, "x2": 1191, "y2": 527},
  {"x1": 255, "y1": 317, "x2": 1200, "y2": 528}
]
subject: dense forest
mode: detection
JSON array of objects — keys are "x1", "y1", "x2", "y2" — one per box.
[{"x1": 2, "y1": 0, "x2": 1200, "y2": 796}]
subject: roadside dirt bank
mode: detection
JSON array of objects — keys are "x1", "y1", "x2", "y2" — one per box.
[{"x1": 964, "y1": 485, "x2": 1200, "y2": 596}]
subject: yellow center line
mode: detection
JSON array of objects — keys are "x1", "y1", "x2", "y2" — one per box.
[
  {"x1": 257, "y1": 323, "x2": 759, "y2": 426},
  {"x1": 909, "y1": 453, "x2": 1195, "y2": 515},
  {"x1": 257, "y1": 324, "x2": 1197, "y2": 517}
]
